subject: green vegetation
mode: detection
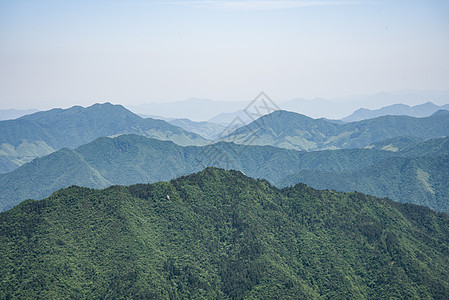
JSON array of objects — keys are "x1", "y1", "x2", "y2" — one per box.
[
  {"x1": 1, "y1": 168, "x2": 449, "y2": 298},
  {"x1": 224, "y1": 110, "x2": 449, "y2": 151},
  {"x1": 0, "y1": 103, "x2": 208, "y2": 173},
  {"x1": 280, "y1": 154, "x2": 449, "y2": 213}
]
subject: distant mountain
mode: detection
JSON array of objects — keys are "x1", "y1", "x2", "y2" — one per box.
[
  {"x1": 125, "y1": 90, "x2": 449, "y2": 122},
  {"x1": 280, "y1": 97, "x2": 338, "y2": 119},
  {"x1": 127, "y1": 98, "x2": 249, "y2": 121},
  {"x1": 223, "y1": 110, "x2": 449, "y2": 151},
  {"x1": 167, "y1": 118, "x2": 227, "y2": 140},
  {"x1": 0, "y1": 134, "x2": 398, "y2": 212},
  {"x1": 138, "y1": 114, "x2": 176, "y2": 121},
  {"x1": 208, "y1": 109, "x2": 255, "y2": 125},
  {"x1": 0, "y1": 109, "x2": 39, "y2": 121},
  {"x1": 339, "y1": 90, "x2": 449, "y2": 108},
  {"x1": 1, "y1": 168, "x2": 449, "y2": 298},
  {"x1": 281, "y1": 90, "x2": 449, "y2": 119},
  {"x1": 432, "y1": 109, "x2": 449, "y2": 117},
  {"x1": 342, "y1": 102, "x2": 449, "y2": 122},
  {"x1": 145, "y1": 115, "x2": 227, "y2": 140},
  {"x1": 0, "y1": 103, "x2": 208, "y2": 174}
]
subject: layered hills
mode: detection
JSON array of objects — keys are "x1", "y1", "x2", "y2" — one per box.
[
  {"x1": 0, "y1": 103, "x2": 208, "y2": 174},
  {"x1": 1, "y1": 134, "x2": 448, "y2": 213},
  {"x1": 223, "y1": 110, "x2": 449, "y2": 151},
  {"x1": 0, "y1": 134, "x2": 396, "y2": 212}
]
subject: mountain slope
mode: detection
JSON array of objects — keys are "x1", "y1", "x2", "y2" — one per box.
[
  {"x1": 280, "y1": 154, "x2": 449, "y2": 213},
  {"x1": 364, "y1": 136, "x2": 424, "y2": 152},
  {"x1": 0, "y1": 103, "x2": 208, "y2": 173},
  {"x1": 224, "y1": 110, "x2": 449, "y2": 151},
  {"x1": 1, "y1": 168, "x2": 449, "y2": 298},
  {"x1": 223, "y1": 111, "x2": 338, "y2": 151}
]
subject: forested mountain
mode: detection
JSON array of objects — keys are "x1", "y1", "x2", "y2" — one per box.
[
  {"x1": 0, "y1": 134, "x2": 396, "y2": 212},
  {"x1": 432, "y1": 109, "x2": 449, "y2": 116},
  {"x1": 280, "y1": 154, "x2": 449, "y2": 213},
  {"x1": 401, "y1": 135, "x2": 449, "y2": 156},
  {"x1": 1, "y1": 168, "x2": 449, "y2": 299},
  {"x1": 0, "y1": 103, "x2": 208, "y2": 174},
  {"x1": 223, "y1": 110, "x2": 449, "y2": 151},
  {"x1": 342, "y1": 102, "x2": 449, "y2": 122}
]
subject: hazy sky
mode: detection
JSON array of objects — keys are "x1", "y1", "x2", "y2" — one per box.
[{"x1": 0, "y1": 0, "x2": 448, "y2": 109}]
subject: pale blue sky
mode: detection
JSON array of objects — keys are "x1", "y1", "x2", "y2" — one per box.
[{"x1": 0, "y1": 0, "x2": 448, "y2": 109}]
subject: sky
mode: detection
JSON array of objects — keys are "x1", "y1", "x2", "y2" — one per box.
[{"x1": 0, "y1": 0, "x2": 448, "y2": 110}]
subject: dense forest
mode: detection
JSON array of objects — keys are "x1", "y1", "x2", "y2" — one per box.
[{"x1": 1, "y1": 168, "x2": 449, "y2": 299}]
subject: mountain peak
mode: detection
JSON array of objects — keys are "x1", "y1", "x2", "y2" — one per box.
[{"x1": 88, "y1": 102, "x2": 129, "y2": 111}]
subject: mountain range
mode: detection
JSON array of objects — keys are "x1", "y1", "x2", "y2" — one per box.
[
  {"x1": 1, "y1": 168, "x2": 449, "y2": 298},
  {"x1": 281, "y1": 90, "x2": 449, "y2": 119},
  {"x1": 8, "y1": 101, "x2": 448, "y2": 176},
  {"x1": 223, "y1": 110, "x2": 449, "y2": 151},
  {"x1": 342, "y1": 102, "x2": 449, "y2": 122},
  {"x1": 171, "y1": 101, "x2": 449, "y2": 140},
  {"x1": 166, "y1": 118, "x2": 227, "y2": 140},
  {"x1": 124, "y1": 90, "x2": 449, "y2": 121},
  {"x1": 0, "y1": 103, "x2": 208, "y2": 174},
  {"x1": 128, "y1": 98, "x2": 249, "y2": 121},
  {"x1": 1, "y1": 133, "x2": 448, "y2": 213},
  {"x1": 2, "y1": 96, "x2": 448, "y2": 175}
]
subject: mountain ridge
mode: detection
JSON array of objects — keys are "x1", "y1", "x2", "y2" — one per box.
[
  {"x1": 342, "y1": 102, "x2": 449, "y2": 122},
  {"x1": 223, "y1": 110, "x2": 449, "y2": 151}
]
